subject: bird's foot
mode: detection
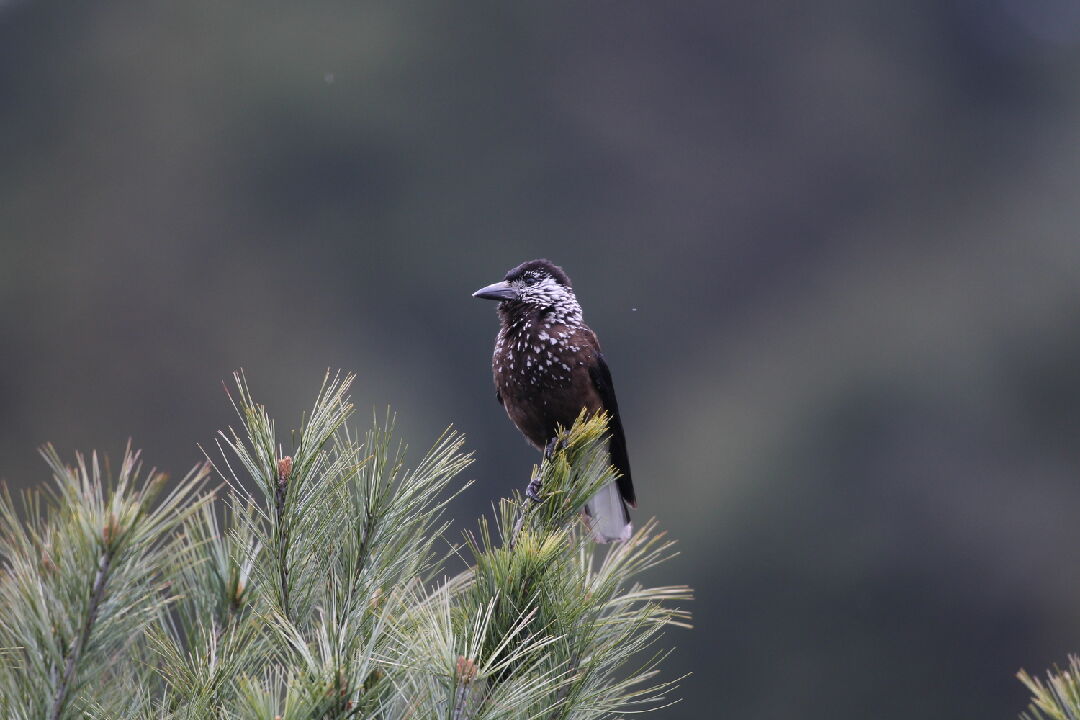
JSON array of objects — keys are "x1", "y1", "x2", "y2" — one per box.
[
  {"x1": 525, "y1": 473, "x2": 544, "y2": 503},
  {"x1": 511, "y1": 470, "x2": 543, "y2": 549},
  {"x1": 543, "y1": 437, "x2": 562, "y2": 460}
]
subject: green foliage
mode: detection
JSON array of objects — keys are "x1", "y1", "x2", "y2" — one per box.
[
  {"x1": 1019, "y1": 656, "x2": 1080, "y2": 720},
  {"x1": 0, "y1": 371, "x2": 690, "y2": 719},
  {"x1": 0, "y1": 445, "x2": 209, "y2": 720}
]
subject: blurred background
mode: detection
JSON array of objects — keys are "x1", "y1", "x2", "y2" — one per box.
[{"x1": 3, "y1": 1, "x2": 1080, "y2": 716}]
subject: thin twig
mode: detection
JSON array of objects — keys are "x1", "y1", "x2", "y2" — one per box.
[
  {"x1": 275, "y1": 457, "x2": 292, "y2": 620},
  {"x1": 48, "y1": 547, "x2": 113, "y2": 720},
  {"x1": 452, "y1": 682, "x2": 470, "y2": 720}
]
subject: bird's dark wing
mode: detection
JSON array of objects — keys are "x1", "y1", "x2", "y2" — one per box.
[{"x1": 588, "y1": 353, "x2": 635, "y2": 507}]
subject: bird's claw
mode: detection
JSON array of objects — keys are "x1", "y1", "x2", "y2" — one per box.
[
  {"x1": 543, "y1": 437, "x2": 560, "y2": 459},
  {"x1": 525, "y1": 475, "x2": 544, "y2": 503}
]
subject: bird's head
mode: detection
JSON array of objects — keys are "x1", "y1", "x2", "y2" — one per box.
[{"x1": 470, "y1": 259, "x2": 578, "y2": 315}]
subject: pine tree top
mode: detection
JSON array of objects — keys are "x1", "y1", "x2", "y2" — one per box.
[{"x1": 0, "y1": 370, "x2": 691, "y2": 720}]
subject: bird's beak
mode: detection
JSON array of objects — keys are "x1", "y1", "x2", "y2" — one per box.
[{"x1": 472, "y1": 280, "x2": 518, "y2": 302}]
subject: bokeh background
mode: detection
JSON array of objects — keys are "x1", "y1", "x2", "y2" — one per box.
[{"x1": 4, "y1": 1, "x2": 1080, "y2": 717}]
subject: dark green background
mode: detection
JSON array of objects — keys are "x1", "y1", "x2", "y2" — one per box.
[{"x1": 3, "y1": 2, "x2": 1080, "y2": 717}]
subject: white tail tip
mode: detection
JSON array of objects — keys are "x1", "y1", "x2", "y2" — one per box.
[{"x1": 584, "y1": 480, "x2": 632, "y2": 543}]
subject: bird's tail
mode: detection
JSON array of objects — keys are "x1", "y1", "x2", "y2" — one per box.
[{"x1": 584, "y1": 480, "x2": 632, "y2": 543}]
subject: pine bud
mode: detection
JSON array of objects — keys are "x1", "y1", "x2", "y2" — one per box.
[
  {"x1": 455, "y1": 656, "x2": 478, "y2": 684},
  {"x1": 277, "y1": 456, "x2": 293, "y2": 486},
  {"x1": 102, "y1": 513, "x2": 119, "y2": 546},
  {"x1": 275, "y1": 456, "x2": 293, "y2": 516},
  {"x1": 41, "y1": 547, "x2": 56, "y2": 573}
]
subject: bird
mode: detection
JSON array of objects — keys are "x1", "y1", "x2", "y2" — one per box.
[{"x1": 472, "y1": 259, "x2": 635, "y2": 542}]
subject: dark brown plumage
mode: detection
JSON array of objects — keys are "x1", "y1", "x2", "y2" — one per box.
[{"x1": 473, "y1": 259, "x2": 634, "y2": 542}]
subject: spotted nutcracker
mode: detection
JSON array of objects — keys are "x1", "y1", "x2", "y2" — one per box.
[{"x1": 472, "y1": 259, "x2": 635, "y2": 542}]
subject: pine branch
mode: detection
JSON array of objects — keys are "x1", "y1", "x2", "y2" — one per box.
[
  {"x1": 47, "y1": 538, "x2": 112, "y2": 720},
  {"x1": 1019, "y1": 655, "x2": 1080, "y2": 720},
  {"x1": 382, "y1": 413, "x2": 691, "y2": 720},
  {"x1": 0, "y1": 444, "x2": 209, "y2": 719},
  {"x1": 1, "y1": 371, "x2": 690, "y2": 720}
]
